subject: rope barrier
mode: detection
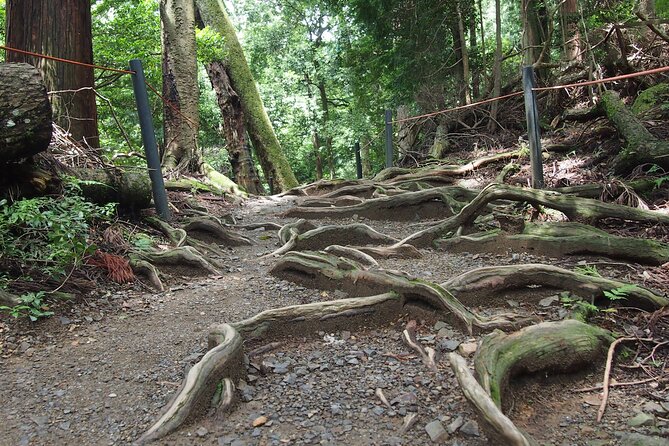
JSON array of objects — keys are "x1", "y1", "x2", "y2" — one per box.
[
  {"x1": 1, "y1": 45, "x2": 135, "y2": 74},
  {"x1": 392, "y1": 91, "x2": 524, "y2": 124},
  {"x1": 532, "y1": 65, "x2": 669, "y2": 91}
]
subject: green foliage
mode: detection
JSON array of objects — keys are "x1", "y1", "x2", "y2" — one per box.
[
  {"x1": 603, "y1": 284, "x2": 635, "y2": 301},
  {"x1": 0, "y1": 0, "x2": 5, "y2": 45},
  {"x1": 574, "y1": 264, "x2": 602, "y2": 277},
  {"x1": 131, "y1": 233, "x2": 156, "y2": 251},
  {"x1": 0, "y1": 178, "x2": 116, "y2": 279},
  {"x1": 0, "y1": 291, "x2": 53, "y2": 321}
]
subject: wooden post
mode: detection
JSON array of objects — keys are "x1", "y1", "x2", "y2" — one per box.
[
  {"x1": 522, "y1": 66, "x2": 544, "y2": 188},
  {"x1": 355, "y1": 141, "x2": 363, "y2": 179},
  {"x1": 385, "y1": 109, "x2": 393, "y2": 169}
]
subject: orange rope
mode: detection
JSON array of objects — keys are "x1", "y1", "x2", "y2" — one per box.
[
  {"x1": 533, "y1": 65, "x2": 669, "y2": 91},
  {"x1": 392, "y1": 91, "x2": 524, "y2": 124},
  {"x1": 1, "y1": 45, "x2": 135, "y2": 74}
]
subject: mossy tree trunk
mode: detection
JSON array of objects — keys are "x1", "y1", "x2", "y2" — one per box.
[
  {"x1": 196, "y1": 0, "x2": 299, "y2": 193},
  {"x1": 160, "y1": 0, "x2": 201, "y2": 174},
  {"x1": 601, "y1": 90, "x2": 669, "y2": 173}
]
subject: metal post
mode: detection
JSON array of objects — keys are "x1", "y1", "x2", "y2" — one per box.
[
  {"x1": 384, "y1": 109, "x2": 393, "y2": 169},
  {"x1": 129, "y1": 59, "x2": 170, "y2": 220},
  {"x1": 522, "y1": 66, "x2": 544, "y2": 189},
  {"x1": 354, "y1": 141, "x2": 363, "y2": 179},
  {"x1": 268, "y1": 176, "x2": 274, "y2": 195}
]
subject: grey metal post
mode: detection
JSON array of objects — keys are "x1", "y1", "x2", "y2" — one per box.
[
  {"x1": 354, "y1": 141, "x2": 363, "y2": 179},
  {"x1": 522, "y1": 66, "x2": 544, "y2": 189},
  {"x1": 129, "y1": 59, "x2": 170, "y2": 220},
  {"x1": 384, "y1": 109, "x2": 393, "y2": 168}
]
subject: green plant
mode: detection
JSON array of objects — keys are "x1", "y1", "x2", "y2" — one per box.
[
  {"x1": 603, "y1": 284, "x2": 636, "y2": 301},
  {"x1": 574, "y1": 264, "x2": 601, "y2": 277},
  {"x1": 0, "y1": 291, "x2": 53, "y2": 321}
]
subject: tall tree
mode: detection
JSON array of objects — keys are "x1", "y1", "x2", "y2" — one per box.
[
  {"x1": 160, "y1": 0, "x2": 201, "y2": 174},
  {"x1": 487, "y1": 0, "x2": 503, "y2": 132},
  {"x1": 196, "y1": 0, "x2": 298, "y2": 192},
  {"x1": 521, "y1": 0, "x2": 546, "y2": 66},
  {"x1": 6, "y1": 0, "x2": 99, "y2": 147},
  {"x1": 562, "y1": 0, "x2": 582, "y2": 62}
]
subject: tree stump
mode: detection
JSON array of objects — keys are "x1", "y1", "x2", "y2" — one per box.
[{"x1": 0, "y1": 63, "x2": 52, "y2": 161}]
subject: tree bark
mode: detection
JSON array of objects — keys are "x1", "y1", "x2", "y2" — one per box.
[
  {"x1": 196, "y1": 0, "x2": 298, "y2": 193},
  {"x1": 488, "y1": 0, "x2": 503, "y2": 132},
  {"x1": 561, "y1": 0, "x2": 582, "y2": 62},
  {"x1": 521, "y1": 0, "x2": 545, "y2": 67},
  {"x1": 6, "y1": 0, "x2": 98, "y2": 147},
  {"x1": 0, "y1": 63, "x2": 52, "y2": 161},
  {"x1": 601, "y1": 90, "x2": 669, "y2": 173},
  {"x1": 160, "y1": 0, "x2": 201, "y2": 174},
  {"x1": 203, "y1": 60, "x2": 264, "y2": 194},
  {"x1": 457, "y1": 4, "x2": 472, "y2": 104}
]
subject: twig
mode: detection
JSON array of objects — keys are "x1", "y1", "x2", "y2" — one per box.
[
  {"x1": 597, "y1": 336, "x2": 653, "y2": 422},
  {"x1": 574, "y1": 375, "x2": 661, "y2": 392}
]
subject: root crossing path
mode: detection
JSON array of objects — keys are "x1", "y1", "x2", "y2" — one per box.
[{"x1": 1, "y1": 192, "x2": 666, "y2": 446}]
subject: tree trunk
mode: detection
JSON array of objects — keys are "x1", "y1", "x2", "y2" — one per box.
[
  {"x1": 196, "y1": 0, "x2": 298, "y2": 193},
  {"x1": 457, "y1": 4, "x2": 472, "y2": 104},
  {"x1": 601, "y1": 90, "x2": 669, "y2": 173},
  {"x1": 397, "y1": 105, "x2": 418, "y2": 162},
  {"x1": 6, "y1": 0, "x2": 98, "y2": 147},
  {"x1": 203, "y1": 60, "x2": 264, "y2": 195},
  {"x1": 487, "y1": 0, "x2": 502, "y2": 132},
  {"x1": 521, "y1": 0, "x2": 545, "y2": 66},
  {"x1": 160, "y1": 0, "x2": 201, "y2": 174},
  {"x1": 72, "y1": 168, "x2": 151, "y2": 213},
  {"x1": 561, "y1": 0, "x2": 582, "y2": 62},
  {"x1": 360, "y1": 137, "x2": 372, "y2": 178},
  {"x1": 312, "y1": 131, "x2": 324, "y2": 181},
  {"x1": 0, "y1": 63, "x2": 53, "y2": 161},
  {"x1": 470, "y1": 4, "x2": 481, "y2": 99},
  {"x1": 317, "y1": 82, "x2": 335, "y2": 179},
  {"x1": 429, "y1": 120, "x2": 450, "y2": 159}
]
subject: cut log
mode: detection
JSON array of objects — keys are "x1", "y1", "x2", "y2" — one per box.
[
  {"x1": 441, "y1": 263, "x2": 668, "y2": 310},
  {"x1": 437, "y1": 222, "x2": 669, "y2": 265},
  {"x1": 0, "y1": 63, "x2": 52, "y2": 162},
  {"x1": 600, "y1": 90, "x2": 669, "y2": 173},
  {"x1": 73, "y1": 167, "x2": 151, "y2": 212}
]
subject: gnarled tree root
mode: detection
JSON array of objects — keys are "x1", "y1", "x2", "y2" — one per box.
[
  {"x1": 400, "y1": 183, "x2": 669, "y2": 248},
  {"x1": 135, "y1": 247, "x2": 221, "y2": 275},
  {"x1": 138, "y1": 324, "x2": 243, "y2": 444},
  {"x1": 437, "y1": 221, "x2": 669, "y2": 266},
  {"x1": 269, "y1": 223, "x2": 398, "y2": 257},
  {"x1": 449, "y1": 352, "x2": 534, "y2": 446},
  {"x1": 442, "y1": 263, "x2": 668, "y2": 310},
  {"x1": 270, "y1": 251, "x2": 533, "y2": 334},
  {"x1": 129, "y1": 259, "x2": 165, "y2": 292},
  {"x1": 182, "y1": 217, "x2": 253, "y2": 246},
  {"x1": 282, "y1": 186, "x2": 470, "y2": 221},
  {"x1": 0, "y1": 290, "x2": 20, "y2": 307}
]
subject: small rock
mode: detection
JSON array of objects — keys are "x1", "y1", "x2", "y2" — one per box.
[
  {"x1": 539, "y1": 295, "x2": 558, "y2": 307},
  {"x1": 643, "y1": 401, "x2": 667, "y2": 415},
  {"x1": 341, "y1": 330, "x2": 351, "y2": 341},
  {"x1": 108, "y1": 393, "x2": 117, "y2": 398},
  {"x1": 438, "y1": 340, "x2": 460, "y2": 352},
  {"x1": 425, "y1": 420, "x2": 448, "y2": 442},
  {"x1": 458, "y1": 342, "x2": 477, "y2": 357},
  {"x1": 447, "y1": 416, "x2": 464, "y2": 434},
  {"x1": 628, "y1": 412, "x2": 656, "y2": 427},
  {"x1": 434, "y1": 321, "x2": 448, "y2": 331},
  {"x1": 252, "y1": 415, "x2": 268, "y2": 427},
  {"x1": 460, "y1": 420, "x2": 480, "y2": 437},
  {"x1": 617, "y1": 432, "x2": 669, "y2": 446},
  {"x1": 196, "y1": 427, "x2": 208, "y2": 437}
]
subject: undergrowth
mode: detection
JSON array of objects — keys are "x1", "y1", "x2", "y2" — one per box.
[{"x1": 0, "y1": 178, "x2": 116, "y2": 320}]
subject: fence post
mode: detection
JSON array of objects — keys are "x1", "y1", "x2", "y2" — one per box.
[
  {"x1": 129, "y1": 59, "x2": 171, "y2": 220},
  {"x1": 354, "y1": 141, "x2": 363, "y2": 179},
  {"x1": 522, "y1": 66, "x2": 544, "y2": 189},
  {"x1": 384, "y1": 109, "x2": 393, "y2": 169}
]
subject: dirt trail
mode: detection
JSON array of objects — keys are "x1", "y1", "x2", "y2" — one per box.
[{"x1": 1, "y1": 194, "x2": 667, "y2": 446}]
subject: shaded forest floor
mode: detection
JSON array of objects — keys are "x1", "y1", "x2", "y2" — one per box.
[{"x1": 1, "y1": 124, "x2": 669, "y2": 446}]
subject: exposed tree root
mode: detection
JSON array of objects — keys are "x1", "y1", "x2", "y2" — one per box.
[
  {"x1": 0, "y1": 290, "x2": 20, "y2": 307},
  {"x1": 277, "y1": 219, "x2": 318, "y2": 243},
  {"x1": 283, "y1": 187, "x2": 470, "y2": 221},
  {"x1": 437, "y1": 222, "x2": 669, "y2": 265},
  {"x1": 448, "y1": 320, "x2": 614, "y2": 445},
  {"x1": 135, "y1": 247, "x2": 220, "y2": 275},
  {"x1": 299, "y1": 195, "x2": 366, "y2": 208},
  {"x1": 138, "y1": 324, "x2": 243, "y2": 444},
  {"x1": 354, "y1": 244, "x2": 423, "y2": 259},
  {"x1": 280, "y1": 179, "x2": 366, "y2": 197},
  {"x1": 399, "y1": 183, "x2": 669, "y2": 248},
  {"x1": 146, "y1": 216, "x2": 187, "y2": 247},
  {"x1": 129, "y1": 259, "x2": 165, "y2": 292},
  {"x1": 403, "y1": 320, "x2": 438, "y2": 372},
  {"x1": 441, "y1": 263, "x2": 667, "y2": 310},
  {"x1": 324, "y1": 245, "x2": 379, "y2": 268},
  {"x1": 269, "y1": 251, "x2": 533, "y2": 334},
  {"x1": 182, "y1": 217, "x2": 253, "y2": 246},
  {"x1": 449, "y1": 352, "x2": 534, "y2": 446},
  {"x1": 269, "y1": 223, "x2": 397, "y2": 257},
  {"x1": 235, "y1": 222, "x2": 283, "y2": 231},
  {"x1": 473, "y1": 320, "x2": 614, "y2": 409}
]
